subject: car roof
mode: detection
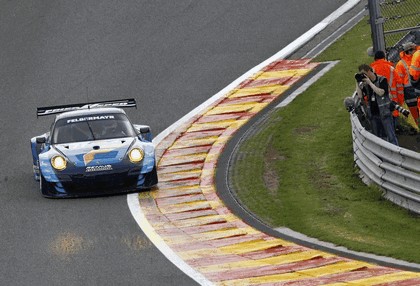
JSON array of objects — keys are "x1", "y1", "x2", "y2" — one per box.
[{"x1": 55, "y1": 107, "x2": 127, "y2": 121}]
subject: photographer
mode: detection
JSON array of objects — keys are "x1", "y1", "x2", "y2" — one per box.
[
  {"x1": 370, "y1": 50, "x2": 401, "y2": 129},
  {"x1": 355, "y1": 64, "x2": 399, "y2": 146}
]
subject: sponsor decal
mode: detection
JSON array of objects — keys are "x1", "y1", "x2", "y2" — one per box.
[
  {"x1": 42, "y1": 102, "x2": 133, "y2": 115},
  {"x1": 44, "y1": 107, "x2": 78, "y2": 114},
  {"x1": 67, "y1": 115, "x2": 115, "y2": 124},
  {"x1": 86, "y1": 165, "x2": 113, "y2": 172},
  {"x1": 37, "y1": 99, "x2": 136, "y2": 116},
  {"x1": 86, "y1": 102, "x2": 132, "y2": 109},
  {"x1": 83, "y1": 149, "x2": 113, "y2": 165}
]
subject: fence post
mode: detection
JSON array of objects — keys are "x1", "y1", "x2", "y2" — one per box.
[{"x1": 368, "y1": 0, "x2": 386, "y2": 53}]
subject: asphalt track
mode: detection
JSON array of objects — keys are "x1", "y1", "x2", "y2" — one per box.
[
  {"x1": 0, "y1": 1, "x2": 349, "y2": 285},
  {"x1": 126, "y1": 2, "x2": 420, "y2": 285}
]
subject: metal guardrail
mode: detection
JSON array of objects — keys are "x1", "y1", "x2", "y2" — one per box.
[{"x1": 350, "y1": 111, "x2": 420, "y2": 214}]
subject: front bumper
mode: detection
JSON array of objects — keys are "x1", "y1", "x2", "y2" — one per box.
[{"x1": 40, "y1": 166, "x2": 157, "y2": 198}]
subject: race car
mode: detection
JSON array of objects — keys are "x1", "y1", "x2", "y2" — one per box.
[{"x1": 30, "y1": 98, "x2": 158, "y2": 198}]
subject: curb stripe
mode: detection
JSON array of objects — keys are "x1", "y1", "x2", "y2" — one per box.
[
  {"x1": 126, "y1": 0, "x2": 420, "y2": 284},
  {"x1": 127, "y1": 193, "x2": 213, "y2": 286},
  {"x1": 132, "y1": 58, "x2": 420, "y2": 285}
]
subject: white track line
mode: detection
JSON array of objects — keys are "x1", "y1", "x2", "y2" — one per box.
[
  {"x1": 275, "y1": 60, "x2": 339, "y2": 108},
  {"x1": 303, "y1": 8, "x2": 367, "y2": 59},
  {"x1": 127, "y1": 1, "x2": 361, "y2": 285},
  {"x1": 152, "y1": 0, "x2": 361, "y2": 146}
]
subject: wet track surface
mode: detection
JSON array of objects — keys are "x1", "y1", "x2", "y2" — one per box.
[{"x1": 0, "y1": 1, "x2": 345, "y2": 285}]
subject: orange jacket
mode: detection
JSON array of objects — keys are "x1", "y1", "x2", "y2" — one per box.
[
  {"x1": 395, "y1": 51, "x2": 413, "y2": 86},
  {"x1": 371, "y1": 59, "x2": 397, "y2": 99},
  {"x1": 410, "y1": 50, "x2": 420, "y2": 82},
  {"x1": 395, "y1": 51, "x2": 414, "y2": 102},
  {"x1": 371, "y1": 59, "x2": 399, "y2": 116}
]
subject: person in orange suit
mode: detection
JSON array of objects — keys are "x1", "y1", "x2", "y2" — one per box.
[
  {"x1": 409, "y1": 48, "x2": 420, "y2": 123},
  {"x1": 410, "y1": 49, "x2": 420, "y2": 82},
  {"x1": 395, "y1": 42, "x2": 418, "y2": 122}
]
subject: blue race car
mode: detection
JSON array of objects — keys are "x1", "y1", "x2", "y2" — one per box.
[{"x1": 30, "y1": 99, "x2": 158, "y2": 198}]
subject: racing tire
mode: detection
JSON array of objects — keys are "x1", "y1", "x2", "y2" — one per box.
[
  {"x1": 142, "y1": 165, "x2": 158, "y2": 189},
  {"x1": 39, "y1": 174, "x2": 45, "y2": 193},
  {"x1": 150, "y1": 164, "x2": 158, "y2": 185},
  {"x1": 39, "y1": 174, "x2": 51, "y2": 197}
]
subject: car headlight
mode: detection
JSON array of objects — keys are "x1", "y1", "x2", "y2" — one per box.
[
  {"x1": 51, "y1": 155, "x2": 67, "y2": 171},
  {"x1": 129, "y1": 148, "x2": 144, "y2": 163}
]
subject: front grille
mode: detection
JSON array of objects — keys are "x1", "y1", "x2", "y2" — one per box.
[{"x1": 61, "y1": 170, "x2": 139, "y2": 194}]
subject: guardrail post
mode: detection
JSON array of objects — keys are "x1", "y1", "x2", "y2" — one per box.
[{"x1": 368, "y1": 0, "x2": 386, "y2": 53}]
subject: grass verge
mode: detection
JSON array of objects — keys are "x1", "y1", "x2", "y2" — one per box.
[{"x1": 231, "y1": 19, "x2": 420, "y2": 263}]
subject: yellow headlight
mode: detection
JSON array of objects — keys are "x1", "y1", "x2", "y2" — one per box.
[
  {"x1": 51, "y1": 156, "x2": 67, "y2": 170},
  {"x1": 129, "y1": 148, "x2": 144, "y2": 163}
]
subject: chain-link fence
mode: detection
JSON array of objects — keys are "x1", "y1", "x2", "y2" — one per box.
[
  {"x1": 382, "y1": 0, "x2": 420, "y2": 44},
  {"x1": 367, "y1": 0, "x2": 420, "y2": 62},
  {"x1": 382, "y1": 0, "x2": 420, "y2": 61}
]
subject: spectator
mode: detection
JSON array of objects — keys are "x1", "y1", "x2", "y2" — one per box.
[
  {"x1": 370, "y1": 50, "x2": 400, "y2": 127},
  {"x1": 409, "y1": 49, "x2": 420, "y2": 122},
  {"x1": 356, "y1": 64, "x2": 399, "y2": 145},
  {"x1": 410, "y1": 49, "x2": 420, "y2": 82},
  {"x1": 394, "y1": 42, "x2": 418, "y2": 122}
]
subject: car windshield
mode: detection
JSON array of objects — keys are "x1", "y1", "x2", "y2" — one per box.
[{"x1": 52, "y1": 113, "x2": 136, "y2": 144}]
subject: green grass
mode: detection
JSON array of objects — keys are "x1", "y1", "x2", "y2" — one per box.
[{"x1": 231, "y1": 19, "x2": 420, "y2": 263}]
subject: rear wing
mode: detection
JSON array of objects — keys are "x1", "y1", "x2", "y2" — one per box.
[{"x1": 37, "y1": 98, "x2": 137, "y2": 117}]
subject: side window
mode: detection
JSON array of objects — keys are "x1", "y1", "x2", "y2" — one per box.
[{"x1": 49, "y1": 123, "x2": 55, "y2": 142}]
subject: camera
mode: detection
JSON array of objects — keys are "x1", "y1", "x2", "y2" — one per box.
[
  {"x1": 390, "y1": 101, "x2": 410, "y2": 117},
  {"x1": 355, "y1": 73, "x2": 366, "y2": 82}
]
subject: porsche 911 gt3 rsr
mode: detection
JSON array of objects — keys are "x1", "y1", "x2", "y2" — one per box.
[{"x1": 30, "y1": 99, "x2": 158, "y2": 198}]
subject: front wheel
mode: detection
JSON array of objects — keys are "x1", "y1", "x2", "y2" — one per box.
[
  {"x1": 143, "y1": 165, "x2": 158, "y2": 188},
  {"x1": 39, "y1": 174, "x2": 52, "y2": 198},
  {"x1": 39, "y1": 173, "x2": 45, "y2": 193}
]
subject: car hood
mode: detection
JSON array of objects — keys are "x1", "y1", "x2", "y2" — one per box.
[{"x1": 53, "y1": 138, "x2": 135, "y2": 166}]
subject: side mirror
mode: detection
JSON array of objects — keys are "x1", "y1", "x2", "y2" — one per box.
[
  {"x1": 36, "y1": 137, "x2": 46, "y2": 144},
  {"x1": 133, "y1": 124, "x2": 152, "y2": 142},
  {"x1": 139, "y1": 127, "x2": 150, "y2": 134}
]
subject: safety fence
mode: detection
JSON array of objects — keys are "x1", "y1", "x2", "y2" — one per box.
[
  {"x1": 350, "y1": 110, "x2": 420, "y2": 214},
  {"x1": 367, "y1": 0, "x2": 420, "y2": 62},
  {"x1": 380, "y1": 0, "x2": 420, "y2": 48}
]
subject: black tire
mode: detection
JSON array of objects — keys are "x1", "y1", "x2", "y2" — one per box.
[
  {"x1": 39, "y1": 174, "x2": 46, "y2": 194},
  {"x1": 39, "y1": 173, "x2": 53, "y2": 198},
  {"x1": 144, "y1": 165, "x2": 158, "y2": 188}
]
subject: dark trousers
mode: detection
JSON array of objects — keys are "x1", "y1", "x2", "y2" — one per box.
[{"x1": 370, "y1": 115, "x2": 399, "y2": 146}]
